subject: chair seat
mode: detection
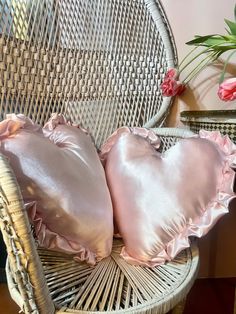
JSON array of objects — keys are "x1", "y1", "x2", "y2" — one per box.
[{"x1": 37, "y1": 239, "x2": 199, "y2": 314}]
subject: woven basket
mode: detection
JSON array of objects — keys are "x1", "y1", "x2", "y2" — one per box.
[{"x1": 180, "y1": 110, "x2": 236, "y2": 143}]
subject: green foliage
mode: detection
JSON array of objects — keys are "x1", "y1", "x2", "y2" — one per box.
[
  {"x1": 184, "y1": 8, "x2": 236, "y2": 72},
  {"x1": 225, "y1": 19, "x2": 236, "y2": 36},
  {"x1": 186, "y1": 35, "x2": 225, "y2": 46},
  {"x1": 177, "y1": 4, "x2": 236, "y2": 85}
]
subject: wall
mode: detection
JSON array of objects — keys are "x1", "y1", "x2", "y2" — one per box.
[
  {"x1": 162, "y1": 0, "x2": 236, "y2": 126},
  {"x1": 161, "y1": 0, "x2": 236, "y2": 278}
]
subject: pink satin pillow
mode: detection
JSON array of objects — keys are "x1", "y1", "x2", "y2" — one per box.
[
  {"x1": 101, "y1": 128, "x2": 236, "y2": 267},
  {"x1": 0, "y1": 113, "x2": 113, "y2": 264}
]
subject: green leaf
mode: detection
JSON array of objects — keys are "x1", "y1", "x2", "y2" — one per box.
[
  {"x1": 225, "y1": 27, "x2": 231, "y2": 35},
  {"x1": 186, "y1": 35, "x2": 225, "y2": 47},
  {"x1": 234, "y1": 4, "x2": 236, "y2": 21},
  {"x1": 225, "y1": 19, "x2": 236, "y2": 35},
  {"x1": 226, "y1": 34, "x2": 236, "y2": 43},
  {"x1": 186, "y1": 35, "x2": 218, "y2": 45},
  {"x1": 212, "y1": 45, "x2": 236, "y2": 55},
  {"x1": 201, "y1": 37, "x2": 228, "y2": 46},
  {"x1": 219, "y1": 45, "x2": 236, "y2": 50}
]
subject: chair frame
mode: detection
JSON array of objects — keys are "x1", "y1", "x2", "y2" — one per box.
[
  {"x1": 0, "y1": 1, "x2": 199, "y2": 313},
  {"x1": 0, "y1": 127, "x2": 199, "y2": 314}
]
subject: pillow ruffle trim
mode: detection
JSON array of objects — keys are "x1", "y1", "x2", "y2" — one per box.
[
  {"x1": 100, "y1": 126, "x2": 161, "y2": 164},
  {"x1": 0, "y1": 114, "x2": 41, "y2": 140},
  {"x1": 120, "y1": 130, "x2": 236, "y2": 267},
  {"x1": 26, "y1": 202, "x2": 97, "y2": 265},
  {"x1": 43, "y1": 112, "x2": 88, "y2": 134}
]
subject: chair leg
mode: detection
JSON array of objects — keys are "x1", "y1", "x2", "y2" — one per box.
[{"x1": 170, "y1": 298, "x2": 186, "y2": 314}]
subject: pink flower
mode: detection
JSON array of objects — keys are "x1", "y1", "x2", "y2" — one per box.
[
  {"x1": 161, "y1": 68, "x2": 186, "y2": 97},
  {"x1": 165, "y1": 68, "x2": 179, "y2": 79},
  {"x1": 218, "y1": 78, "x2": 236, "y2": 101}
]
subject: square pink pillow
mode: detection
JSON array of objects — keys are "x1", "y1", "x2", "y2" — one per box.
[{"x1": 100, "y1": 127, "x2": 236, "y2": 267}]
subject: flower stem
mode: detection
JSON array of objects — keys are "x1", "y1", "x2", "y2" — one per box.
[
  {"x1": 178, "y1": 41, "x2": 232, "y2": 74},
  {"x1": 178, "y1": 46, "x2": 213, "y2": 73},
  {"x1": 178, "y1": 46, "x2": 198, "y2": 68},
  {"x1": 219, "y1": 50, "x2": 236, "y2": 83},
  {"x1": 182, "y1": 51, "x2": 218, "y2": 83}
]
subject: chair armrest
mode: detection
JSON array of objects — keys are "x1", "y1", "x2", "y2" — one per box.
[
  {"x1": 0, "y1": 154, "x2": 54, "y2": 314},
  {"x1": 151, "y1": 127, "x2": 195, "y2": 138}
]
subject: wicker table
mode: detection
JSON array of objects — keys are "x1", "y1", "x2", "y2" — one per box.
[{"x1": 180, "y1": 110, "x2": 236, "y2": 143}]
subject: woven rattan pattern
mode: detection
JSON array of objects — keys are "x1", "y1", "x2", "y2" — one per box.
[
  {"x1": 3, "y1": 128, "x2": 199, "y2": 314},
  {"x1": 0, "y1": 0, "x2": 177, "y2": 147},
  {"x1": 36, "y1": 131, "x2": 199, "y2": 313},
  {"x1": 38, "y1": 241, "x2": 196, "y2": 313},
  {"x1": 0, "y1": 1, "x2": 199, "y2": 313}
]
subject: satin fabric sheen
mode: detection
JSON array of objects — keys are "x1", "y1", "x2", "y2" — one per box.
[
  {"x1": 100, "y1": 126, "x2": 161, "y2": 238},
  {"x1": 101, "y1": 129, "x2": 236, "y2": 267},
  {"x1": 0, "y1": 113, "x2": 113, "y2": 264}
]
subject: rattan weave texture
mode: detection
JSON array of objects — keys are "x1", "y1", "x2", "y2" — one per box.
[
  {"x1": 36, "y1": 240, "x2": 198, "y2": 313},
  {"x1": 3, "y1": 128, "x2": 199, "y2": 314},
  {"x1": 0, "y1": 1, "x2": 199, "y2": 313},
  {"x1": 0, "y1": 0, "x2": 177, "y2": 146}
]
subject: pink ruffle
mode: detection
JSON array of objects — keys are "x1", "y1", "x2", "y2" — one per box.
[
  {"x1": 43, "y1": 112, "x2": 88, "y2": 134},
  {"x1": 0, "y1": 113, "x2": 99, "y2": 265},
  {"x1": 100, "y1": 126, "x2": 161, "y2": 163},
  {"x1": 120, "y1": 130, "x2": 236, "y2": 267},
  {"x1": 199, "y1": 130, "x2": 236, "y2": 166},
  {"x1": 0, "y1": 114, "x2": 41, "y2": 140},
  {"x1": 166, "y1": 132, "x2": 236, "y2": 259},
  {"x1": 26, "y1": 202, "x2": 97, "y2": 265},
  {"x1": 43, "y1": 112, "x2": 70, "y2": 131}
]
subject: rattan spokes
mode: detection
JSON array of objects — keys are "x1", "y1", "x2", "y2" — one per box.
[{"x1": 38, "y1": 239, "x2": 199, "y2": 314}]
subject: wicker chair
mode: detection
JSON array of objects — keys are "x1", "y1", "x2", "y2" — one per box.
[{"x1": 0, "y1": 1, "x2": 199, "y2": 313}]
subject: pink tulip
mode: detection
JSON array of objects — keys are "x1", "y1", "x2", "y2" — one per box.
[
  {"x1": 161, "y1": 68, "x2": 185, "y2": 97},
  {"x1": 218, "y1": 78, "x2": 236, "y2": 101}
]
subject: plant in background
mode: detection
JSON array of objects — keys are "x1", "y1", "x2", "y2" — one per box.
[{"x1": 161, "y1": 4, "x2": 236, "y2": 101}]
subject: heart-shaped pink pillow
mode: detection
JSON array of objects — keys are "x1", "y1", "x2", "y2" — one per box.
[
  {"x1": 0, "y1": 113, "x2": 113, "y2": 265},
  {"x1": 101, "y1": 128, "x2": 236, "y2": 267}
]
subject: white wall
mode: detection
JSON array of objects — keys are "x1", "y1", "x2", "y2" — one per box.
[{"x1": 162, "y1": 0, "x2": 236, "y2": 126}]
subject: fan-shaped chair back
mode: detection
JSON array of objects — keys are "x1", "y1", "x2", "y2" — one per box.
[{"x1": 0, "y1": 0, "x2": 177, "y2": 145}]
